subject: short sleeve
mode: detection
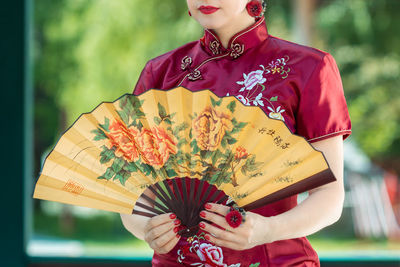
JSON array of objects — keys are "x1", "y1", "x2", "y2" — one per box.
[
  {"x1": 296, "y1": 53, "x2": 352, "y2": 143},
  {"x1": 133, "y1": 61, "x2": 154, "y2": 95}
]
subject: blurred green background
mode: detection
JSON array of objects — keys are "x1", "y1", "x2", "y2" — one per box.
[{"x1": 30, "y1": 0, "x2": 400, "y2": 262}]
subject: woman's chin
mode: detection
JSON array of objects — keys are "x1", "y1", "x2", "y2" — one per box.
[{"x1": 194, "y1": 17, "x2": 225, "y2": 31}]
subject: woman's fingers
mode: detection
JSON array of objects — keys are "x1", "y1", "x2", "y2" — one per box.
[
  {"x1": 144, "y1": 213, "x2": 177, "y2": 232},
  {"x1": 204, "y1": 203, "x2": 230, "y2": 216},
  {"x1": 144, "y1": 213, "x2": 180, "y2": 251},
  {"x1": 203, "y1": 232, "x2": 241, "y2": 250},
  {"x1": 200, "y1": 220, "x2": 237, "y2": 241},
  {"x1": 146, "y1": 220, "x2": 175, "y2": 242},
  {"x1": 152, "y1": 228, "x2": 181, "y2": 254},
  {"x1": 201, "y1": 203, "x2": 236, "y2": 231}
]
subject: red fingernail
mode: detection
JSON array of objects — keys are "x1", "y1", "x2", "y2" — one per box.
[
  {"x1": 199, "y1": 222, "x2": 205, "y2": 229},
  {"x1": 170, "y1": 214, "x2": 176, "y2": 219},
  {"x1": 205, "y1": 203, "x2": 212, "y2": 210},
  {"x1": 174, "y1": 219, "x2": 181, "y2": 225},
  {"x1": 176, "y1": 233, "x2": 181, "y2": 239},
  {"x1": 205, "y1": 235, "x2": 210, "y2": 241},
  {"x1": 200, "y1": 211, "x2": 206, "y2": 218},
  {"x1": 174, "y1": 227, "x2": 179, "y2": 233}
]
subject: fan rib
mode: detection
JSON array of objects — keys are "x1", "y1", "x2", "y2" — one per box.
[
  {"x1": 148, "y1": 185, "x2": 173, "y2": 212},
  {"x1": 181, "y1": 178, "x2": 190, "y2": 223},
  {"x1": 172, "y1": 179, "x2": 184, "y2": 205},
  {"x1": 188, "y1": 180, "x2": 205, "y2": 226},
  {"x1": 187, "y1": 178, "x2": 196, "y2": 225},
  {"x1": 216, "y1": 195, "x2": 229, "y2": 205},
  {"x1": 134, "y1": 201, "x2": 163, "y2": 215},
  {"x1": 132, "y1": 210, "x2": 157, "y2": 217},
  {"x1": 154, "y1": 183, "x2": 175, "y2": 212},
  {"x1": 198, "y1": 184, "x2": 213, "y2": 211},
  {"x1": 159, "y1": 180, "x2": 180, "y2": 219},
  {"x1": 207, "y1": 189, "x2": 223, "y2": 204},
  {"x1": 140, "y1": 193, "x2": 169, "y2": 213}
]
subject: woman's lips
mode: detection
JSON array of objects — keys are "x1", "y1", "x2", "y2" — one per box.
[{"x1": 198, "y1": 5, "x2": 219, "y2": 14}]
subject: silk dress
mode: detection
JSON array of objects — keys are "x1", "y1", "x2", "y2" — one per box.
[{"x1": 133, "y1": 17, "x2": 351, "y2": 267}]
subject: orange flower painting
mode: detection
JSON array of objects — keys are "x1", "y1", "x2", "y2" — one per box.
[
  {"x1": 106, "y1": 120, "x2": 141, "y2": 162},
  {"x1": 193, "y1": 106, "x2": 233, "y2": 151},
  {"x1": 137, "y1": 127, "x2": 177, "y2": 169},
  {"x1": 234, "y1": 146, "x2": 249, "y2": 160},
  {"x1": 91, "y1": 93, "x2": 262, "y2": 188}
]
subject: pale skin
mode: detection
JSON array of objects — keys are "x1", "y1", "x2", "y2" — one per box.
[{"x1": 121, "y1": 0, "x2": 346, "y2": 254}]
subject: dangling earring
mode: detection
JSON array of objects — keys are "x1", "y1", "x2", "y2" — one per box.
[
  {"x1": 246, "y1": 0, "x2": 264, "y2": 18},
  {"x1": 188, "y1": 10, "x2": 192, "y2": 16}
]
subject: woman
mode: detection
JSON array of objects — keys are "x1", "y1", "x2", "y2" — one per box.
[{"x1": 121, "y1": 0, "x2": 351, "y2": 266}]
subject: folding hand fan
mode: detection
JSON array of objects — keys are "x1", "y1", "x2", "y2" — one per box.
[{"x1": 33, "y1": 87, "x2": 335, "y2": 237}]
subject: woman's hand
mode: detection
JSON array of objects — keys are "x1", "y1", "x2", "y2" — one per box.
[
  {"x1": 198, "y1": 203, "x2": 273, "y2": 250},
  {"x1": 143, "y1": 213, "x2": 181, "y2": 254}
]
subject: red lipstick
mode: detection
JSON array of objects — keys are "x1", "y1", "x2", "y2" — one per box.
[{"x1": 199, "y1": 5, "x2": 219, "y2": 14}]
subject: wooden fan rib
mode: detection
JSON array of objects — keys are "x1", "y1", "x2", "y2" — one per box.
[
  {"x1": 181, "y1": 178, "x2": 190, "y2": 224},
  {"x1": 134, "y1": 201, "x2": 163, "y2": 215},
  {"x1": 162, "y1": 180, "x2": 184, "y2": 221},
  {"x1": 185, "y1": 178, "x2": 197, "y2": 226},
  {"x1": 242, "y1": 169, "x2": 335, "y2": 210},
  {"x1": 132, "y1": 210, "x2": 157, "y2": 217},
  {"x1": 140, "y1": 192, "x2": 170, "y2": 213},
  {"x1": 216, "y1": 195, "x2": 229, "y2": 204},
  {"x1": 154, "y1": 182, "x2": 177, "y2": 214},
  {"x1": 187, "y1": 179, "x2": 205, "y2": 226},
  {"x1": 198, "y1": 183, "x2": 214, "y2": 210},
  {"x1": 148, "y1": 185, "x2": 175, "y2": 213}
]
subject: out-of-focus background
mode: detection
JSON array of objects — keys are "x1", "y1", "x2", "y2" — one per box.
[{"x1": 3, "y1": 0, "x2": 400, "y2": 266}]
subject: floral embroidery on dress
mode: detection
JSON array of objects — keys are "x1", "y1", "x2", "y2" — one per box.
[
  {"x1": 177, "y1": 233, "x2": 260, "y2": 267},
  {"x1": 231, "y1": 56, "x2": 291, "y2": 121}
]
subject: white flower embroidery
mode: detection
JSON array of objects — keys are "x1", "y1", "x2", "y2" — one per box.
[
  {"x1": 252, "y1": 93, "x2": 264, "y2": 106},
  {"x1": 236, "y1": 69, "x2": 266, "y2": 92},
  {"x1": 267, "y1": 106, "x2": 285, "y2": 121},
  {"x1": 227, "y1": 93, "x2": 251, "y2": 106},
  {"x1": 237, "y1": 95, "x2": 251, "y2": 106},
  {"x1": 231, "y1": 56, "x2": 291, "y2": 122}
]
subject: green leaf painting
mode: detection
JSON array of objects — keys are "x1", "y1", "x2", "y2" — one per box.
[{"x1": 91, "y1": 95, "x2": 263, "y2": 189}]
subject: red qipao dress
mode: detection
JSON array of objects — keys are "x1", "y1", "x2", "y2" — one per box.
[{"x1": 133, "y1": 17, "x2": 351, "y2": 267}]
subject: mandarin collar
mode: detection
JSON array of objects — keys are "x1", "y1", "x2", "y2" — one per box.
[{"x1": 200, "y1": 17, "x2": 268, "y2": 59}]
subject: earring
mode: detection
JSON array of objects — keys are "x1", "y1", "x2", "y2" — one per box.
[
  {"x1": 188, "y1": 10, "x2": 192, "y2": 16},
  {"x1": 246, "y1": 0, "x2": 264, "y2": 18}
]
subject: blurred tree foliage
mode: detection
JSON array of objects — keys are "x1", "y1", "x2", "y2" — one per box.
[
  {"x1": 33, "y1": 0, "x2": 291, "y2": 174},
  {"x1": 34, "y1": 0, "x2": 400, "y2": 175},
  {"x1": 316, "y1": 0, "x2": 400, "y2": 171}
]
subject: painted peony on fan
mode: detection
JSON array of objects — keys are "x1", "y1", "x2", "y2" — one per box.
[{"x1": 33, "y1": 87, "x2": 336, "y2": 236}]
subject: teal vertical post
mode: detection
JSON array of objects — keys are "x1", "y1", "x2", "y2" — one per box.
[{"x1": 0, "y1": 0, "x2": 29, "y2": 266}]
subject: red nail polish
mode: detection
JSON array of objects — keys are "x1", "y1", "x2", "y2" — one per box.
[
  {"x1": 199, "y1": 222, "x2": 205, "y2": 229},
  {"x1": 174, "y1": 227, "x2": 179, "y2": 233},
  {"x1": 205, "y1": 235, "x2": 210, "y2": 241},
  {"x1": 200, "y1": 211, "x2": 206, "y2": 218},
  {"x1": 176, "y1": 233, "x2": 181, "y2": 239},
  {"x1": 205, "y1": 203, "x2": 212, "y2": 210},
  {"x1": 170, "y1": 214, "x2": 176, "y2": 219},
  {"x1": 174, "y1": 219, "x2": 181, "y2": 225}
]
